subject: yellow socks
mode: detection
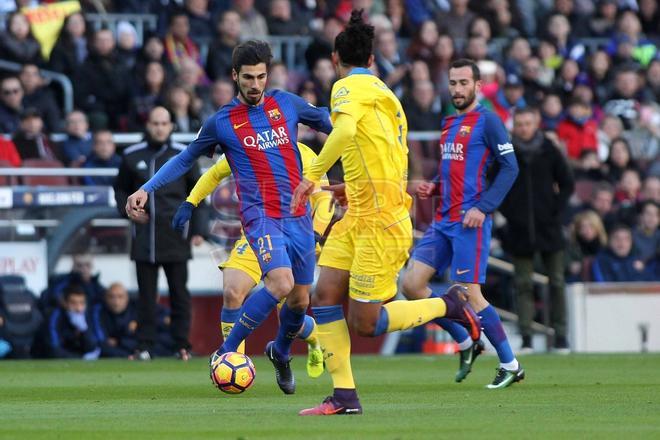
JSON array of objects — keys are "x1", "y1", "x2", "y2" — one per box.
[
  {"x1": 313, "y1": 305, "x2": 356, "y2": 389},
  {"x1": 220, "y1": 321, "x2": 245, "y2": 354},
  {"x1": 383, "y1": 298, "x2": 447, "y2": 332}
]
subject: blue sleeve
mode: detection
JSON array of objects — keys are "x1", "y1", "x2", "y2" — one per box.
[
  {"x1": 476, "y1": 113, "x2": 519, "y2": 213},
  {"x1": 286, "y1": 92, "x2": 333, "y2": 135},
  {"x1": 142, "y1": 117, "x2": 220, "y2": 193}
]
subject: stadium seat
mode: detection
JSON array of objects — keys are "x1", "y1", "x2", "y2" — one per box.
[{"x1": 20, "y1": 159, "x2": 70, "y2": 186}]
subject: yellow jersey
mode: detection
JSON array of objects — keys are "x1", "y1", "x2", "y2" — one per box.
[{"x1": 307, "y1": 68, "x2": 411, "y2": 217}]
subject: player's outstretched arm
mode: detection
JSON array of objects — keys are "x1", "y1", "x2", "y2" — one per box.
[
  {"x1": 287, "y1": 91, "x2": 333, "y2": 134},
  {"x1": 172, "y1": 157, "x2": 231, "y2": 231},
  {"x1": 291, "y1": 113, "x2": 356, "y2": 212},
  {"x1": 187, "y1": 157, "x2": 231, "y2": 207},
  {"x1": 128, "y1": 117, "x2": 220, "y2": 222}
]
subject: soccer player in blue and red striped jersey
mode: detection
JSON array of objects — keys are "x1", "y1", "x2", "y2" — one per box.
[
  {"x1": 402, "y1": 59, "x2": 525, "y2": 389},
  {"x1": 125, "y1": 40, "x2": 332, "y2": 394}
]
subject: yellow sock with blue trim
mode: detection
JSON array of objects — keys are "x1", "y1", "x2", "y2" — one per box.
[
  {"x1": 220, "y1": 307, "x2": 245, "y2": 354},
  {"x1": 374, "y1": 298, "x2": 447, "y2": 335},
  {"x1": 312, "y1": 305, "x2": 355, "y2": 389}
]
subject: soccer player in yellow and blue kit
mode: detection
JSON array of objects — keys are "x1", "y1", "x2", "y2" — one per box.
[
  {"x1": 170, "y1": 142, "x2": 334, "y2": 378},
  {"x1": 291, "y1": 10, "x2": 481, "y2": 415}
]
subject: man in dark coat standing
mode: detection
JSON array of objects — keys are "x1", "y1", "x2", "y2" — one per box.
[
  {"x1": 114, "y1": 106, "x2": 205, "y2": 360},
  {"x1": 500, "y1": 107, "x2": 575, "y2": 352}
]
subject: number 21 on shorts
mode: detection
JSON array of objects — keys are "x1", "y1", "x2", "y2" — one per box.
[{"x1": 257, "y1": 234, "x2": 273, "y2": 255}]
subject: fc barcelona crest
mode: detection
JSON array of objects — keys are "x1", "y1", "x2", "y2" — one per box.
[
  {"x1": 459, "y1": 125, "x2": 471, "y2": 136},
  {"x1": 262, "y1": 252, "x2": 272, "y2": 263},
  {"x1": 268, "y1": 109, "x2": 282, "y2": 121}
]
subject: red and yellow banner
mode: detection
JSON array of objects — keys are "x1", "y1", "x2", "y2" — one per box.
[{"x1": 22, "y1": 1, "x2": 81, "y2": 60}]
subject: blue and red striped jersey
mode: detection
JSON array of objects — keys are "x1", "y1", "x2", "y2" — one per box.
[
  {"x1": 142, "y1": 90, "x2": 332, "y2": 224},
  {"x1": 431, "y1": 104, "x2": 518, "y2": 222}
]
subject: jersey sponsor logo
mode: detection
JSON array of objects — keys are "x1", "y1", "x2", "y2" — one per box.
[
  {"x1": 267, "y1": 109, "x2": 282, "y2": 121},
  {"x1": 497, "y1": 142, "x2": 515, "y2": 155},
  {"x1": 459, "y1": 125, "x2": 472, "y2": 136},
  {"x1": 242, "y1": 126, "x2": 291, "y2": 150},
  {"x1": 441, "y1": 142, "x2": 464, "y2": 161},
  {"x1": 233, "y1": 121, "x2": 248, "y2": 129},
  {"x1": 333, "y1": 87, "x2": 349, "y2": 98}
]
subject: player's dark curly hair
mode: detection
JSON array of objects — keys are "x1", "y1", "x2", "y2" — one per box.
[
  {"x1": 334, "y1": 9, "x2": 374, "y2": 67},
  {"x1": 232, "y1": 40, "x2": 273, "y2": 73}
]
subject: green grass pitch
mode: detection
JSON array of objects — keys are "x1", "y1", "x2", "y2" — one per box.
[{"x1": 1, "y1": 354, "x2": 659, "y2": 439}]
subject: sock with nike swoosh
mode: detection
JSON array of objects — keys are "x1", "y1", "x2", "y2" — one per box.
[
  {"x1": 220, "y1": 286, "x2": 279, "y2": 353},
  {"x1": 479, "y1": 304, "x2": 518, "y2": 369}
]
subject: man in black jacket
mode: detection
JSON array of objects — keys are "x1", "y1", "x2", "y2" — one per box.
[
  {"x1": 91, "y1": 282, "x2": 138, "y2": 358},
  {"x1": 75, "y1": 29, "x2": 131, "y2": 129},
  {"x1": 500, "y1": 107, "x2": 575, "y2": 352},
  {"x1": 114, "y1": 106, "x2": 205, "y2": 360}
]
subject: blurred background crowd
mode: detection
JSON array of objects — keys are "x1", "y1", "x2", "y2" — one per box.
[{"x1": 0, "y1": 0, "x2": 658, "y2": 359}]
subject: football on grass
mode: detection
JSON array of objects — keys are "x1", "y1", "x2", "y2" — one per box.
[{"x1": 210, "y1": 352, "x2": 256, "y2": 394}]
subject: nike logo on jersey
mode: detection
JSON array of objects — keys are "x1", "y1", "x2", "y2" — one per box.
[
  {"x1": 456, "y1": 269, "x2": 470, "y2": 275},
  {"x1": 233, "y1": 122, "x2": 248, "y2": 129}
]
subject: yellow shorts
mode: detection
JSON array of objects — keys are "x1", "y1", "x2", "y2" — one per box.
[
  {"x1": 219, "y1": 235, "x2": 262, "y2": 285},
  {"x1": 318, "y1": 208, "x2": 412, "y2": 303}
]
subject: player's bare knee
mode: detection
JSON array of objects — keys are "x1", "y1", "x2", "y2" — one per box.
[
  {"x1": 286, "y1": 292, "x2": 309, "y2": 312},
  {"x1": 223, "y1": 284, "x2": 246, "y2": 309},
  {"x1": 312, "y1": 284, "x2": 343, "y2": 307},
  {"x1": 264, "y1": 271, "x2": 295, "y2": 298},
  {"x1": 354, "y1": 319, "x2": 377, "y2": 337},
  {"x1": 401, "y1": 275, "x2": 424, "y2": 299}
]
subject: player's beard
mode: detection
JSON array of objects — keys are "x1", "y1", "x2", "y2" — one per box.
[
  {"x1": 452, "y1": 87, "x2": 477, "y2": 111},
  {"x1": 239, "y1": 87, "x2": 264, "y2": 106}
]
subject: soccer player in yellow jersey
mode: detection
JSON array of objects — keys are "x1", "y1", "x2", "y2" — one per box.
[
  {"x1": 171, "y1": 143, "x2": 334, "y2": 378},
  {"x1": 291, "y1": 10, "x2": 481, "y2": 415}
]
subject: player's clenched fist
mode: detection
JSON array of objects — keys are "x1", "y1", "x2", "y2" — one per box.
[
  {"x1": 126, "y1": 188, "x2": 150, "y2": 224},
  {"x1": 416, "y1": 181, "x2": 436, "y2": 199}
]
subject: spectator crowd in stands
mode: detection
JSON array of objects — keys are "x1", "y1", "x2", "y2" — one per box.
[
  {"x1": 2, "y1": 253, "x2": 176, "y2": 360},
  {"x1": 0, "y1": 0, "x2": 658, "y2": 301}
]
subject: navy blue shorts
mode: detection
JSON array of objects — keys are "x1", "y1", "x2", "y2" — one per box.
[
  {"x1": 243, "y1": 215, "x2": 315, "y2": 285},
  {"x1": 410, "y1": 216, "x2": 492, "y2": 284}
]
